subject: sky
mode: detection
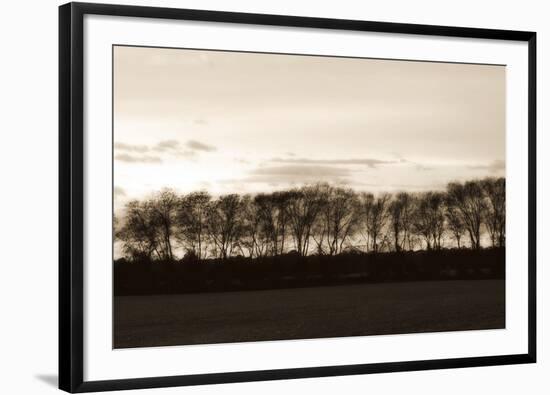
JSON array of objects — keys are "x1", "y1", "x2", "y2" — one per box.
[{"x1": 113, "y1": 45, "x2": 505, "y2": 208}]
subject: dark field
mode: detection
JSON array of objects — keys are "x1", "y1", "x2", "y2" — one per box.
[
  {"x1": 114, "y1": 279, "x2": 505, "y2": 348},
  {"x1": 114, "y1": 248, "x2": 505, "y2": 295}
]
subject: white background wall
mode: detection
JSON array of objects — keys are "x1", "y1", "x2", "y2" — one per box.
[{"x1": 0, "y1": 0, "x2": 546, "y2": 394}]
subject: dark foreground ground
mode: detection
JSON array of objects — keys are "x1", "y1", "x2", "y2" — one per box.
[
  {"x1": 114, "y1": 248, "x2": 505, "y2": 295},
  {"x1": 114, "y1": 279, "x2": 504, "y2": 348}
]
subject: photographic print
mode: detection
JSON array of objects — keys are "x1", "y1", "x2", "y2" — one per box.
[{"x1": 112, "y1": 45, "x2": 506, "y2": 349}]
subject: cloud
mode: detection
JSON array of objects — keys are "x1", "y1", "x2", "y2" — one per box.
[
  {"x1": 270, "y1": 157, "x2": 397, "y2": 168},
  {"x1": 387, "y1": 182, "x2": 445, "y2": 191},
  {"x1": 186, "y1": 140, "x2": 216, "y2": 152},
  {"x1": 468, "y1": 159, "x2": 505, "y2": 173},
  {"x1": 115, "y1": 153, "x2": 162, "y2": 163},
  {"x1": 193, "y1": 119, "x2": 208, "y2": 125},
  {"x1": 253, "y1": 165, "x2": 350, "y2": 177},
  {"x1": 114, "y1": 142, "x2": 149, "y2": 153},
  {"x1": 114, "y1": 139, "x2": 213, "y2": 162},
  {"x1": 153, "y1": 139, "x2": 215, "y2": 153},
  {"x1": 175, "y1": 150, "x2": 198, "y2": 159},
  {"x1": 114, "y1": 186, "x2": 126, "y2": 198},
  {"x1": 383, "y1": 155, "x2": 434, "y2": 171},
  {"x1": 153, "y1": 139, "x2": 180, "y2": 152},
  {"x1": 414, "y1": 163, "x2": 434, "y2": 171},
  {"x1": 242, "y1": 164, "x2": 351, "y2": 184}
]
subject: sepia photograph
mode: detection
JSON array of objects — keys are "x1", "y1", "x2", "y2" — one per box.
[{"x1": 112, "y1": 45, "x2": 506, "y2": 349}]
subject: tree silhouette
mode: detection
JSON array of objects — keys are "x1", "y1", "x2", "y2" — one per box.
[
  {"x1": 445, "y1": 204, "x2": 466, "y2": 248},
  {"x1": 150, "y1": 189, "x2": 178, "y2": 260},
  {"x1": 318, "y1": 185, "x2": 361, "y2": 255},
  {"x1": 446, "y1": 181, "x2": 487, "y2": 249},
  {"x1": 176, "y1": 191, "x2": 211, "y2": 260},
  {"x1": 206, "y1": 194, "x2": 244, "y2": 259},
  {"x1": 286, "y1": 185, "x2": 325, "y2": 256},
  {"x1": 388, "y1": 192, "x2": 415, "y2": 252},
  {"x1": 361, "y1": 192, "x2": 390, "y2": 253},
  {"x1": 117, "y1": 199, "x2": 162, "y2": 261},
  {"x1": 413, "y1": 192, "x2": 446, "y2": 250},
  {"x1": 253, "y1": 191, "x2": 292, "y2": 256},
  {"x1": 481, "y1": 177, "x2": 506, "y2": 247},
  {"x1": 115, "y1": 177, "x2": 505, "y2": 261},
  {"x1": 240, "y1": 195, "x2": 269, "y2": 258}
]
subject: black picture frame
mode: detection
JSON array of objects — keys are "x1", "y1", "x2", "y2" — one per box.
[{"x1": 59, "y1": 2, "x2": 537, "y2": 393}]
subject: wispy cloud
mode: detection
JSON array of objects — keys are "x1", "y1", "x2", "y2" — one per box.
[
  {"x1": 468, "y1": 159, "x2": 505, "y2": 174},
  {"x1": 114, "y1": 142, "x2": 149, "y2": 153},
  {"x1": 270, "y1": 157, "x2": 397, "y2": 169},
  {"x1": 186, "y1": 140, "x2": 216, "y2": 152},
  {"x1": 114, "y1": 139, "x2": 216, "y2": 162},
  {"x1": 414, "y1": 164, "x2": 434, "y2": 171},
  {"x1": 253, "y1": 165, "x2": 350, "y2": 177},
  {"x1": 153, "y1": 139, "x2": 180, "y2": 152},
  {"x1": 237, "y1": 164, "x2": 352, "y2": 185},
  {"x1": 115, "y1": 153, "x2": 162, "y2": 163},
  {"x1": 387, "y1": 153, "x2": 434, "y2": 171},
  {"x1": 114, "y1": 186, "x2": 127, "y2": 198},
  {"x1": 152, "y1": 140, "x2": 200, "y2": 158}
]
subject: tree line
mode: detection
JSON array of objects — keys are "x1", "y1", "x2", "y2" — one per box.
[{"x1": 115, "y1": 177, "x2": 505, "y2": 262}]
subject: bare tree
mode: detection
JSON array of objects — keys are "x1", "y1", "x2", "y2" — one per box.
[
  {"x1": 116, "y1": 199, "x2": 162, "y2": 261},
  {"x1": 317, "y1": 185, "x2": 361, "y2": 255},
  {"x1": 252, "y1": 193, "x2": 276, "y2": 255},
  {"x1": 240, "y1": 195, "x2": 269, "y2": 258},
  {"x1": 176, "y1": 191, "x2": 211, "y2": 259},
  {"x1": 206, "y1": 194, "x2": 244, "y2": 259},
  {"x1": 149, "y1": 189, "x2": 179, "y2": 261},
  {"x1": 311, "y1": 185, "x2": 331, "y2": 255},
  {"x1": 358, "y1": 193, "x2": 373, "y2": 251},
  {"x1": 361, "y1": 193, "x2": 391, "y2": 253},
  {"x1": 287, "y1": 185, "x2": 325, "y2": 256},
  {"x1": 400, "y1": 192, "x2": 416, "y2": 251},
  {"x1": 446, "y1": 205, "x2": 466, "y2": 248},
  {"x1": 446, "y1": 181, "x2": 487, "y2": 249},
  {"x1": 253, "y1": 191, "x2": 292, "y2": 256},
  {"x1": 413, "y1": 192, "x2": 446, "y2": 250},
  {"x1": 116, "y1": 177, "x2": 505, "y2": 261},
  {"x1": 272, "y1": 191, "x2": 292, "y2": 254},
  {"x1": 388, "y1": 192, "x2": 415, "y2": 252},
  {"x1": 481, "y1": 177, "x2": 506, "y2": 247}
]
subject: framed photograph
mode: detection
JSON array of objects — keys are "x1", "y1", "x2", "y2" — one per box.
[{"x1": 59, "y1": 2, "x2": 536, "y2": 393}]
